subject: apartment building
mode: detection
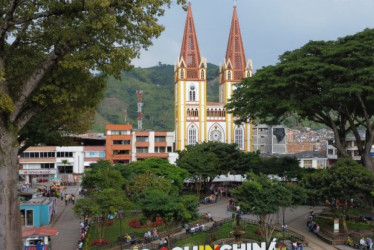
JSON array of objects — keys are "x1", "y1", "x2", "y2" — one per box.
[
  {"x1": 105, "y1": 124, "x2": 177, "y2": 164},
  {"x1": 19, "y1": 146, "x2": 105, "y2": 185}
]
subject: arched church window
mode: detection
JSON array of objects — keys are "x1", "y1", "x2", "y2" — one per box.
[
  {"x1": 234, "y1": 127, "x2": 244, "y2": 150},
  {"x1": 188, "y1": 126, "x2": 197, "y2": 145},
  {"x1": 187, "y1": 108, "x2": 190, "y2": 116},
  {"x1": 227, "y1": 71, "x2": 231, "y2": 81},
  {"x1": 195, "y1": 109, "x2": 199, "y2": 117},
  {"x1": 189, "y1": 85, "x2": 196, "y2": 101},
  {"x1": 201, "y1": 69, "x2": 205, "y2": 79}
]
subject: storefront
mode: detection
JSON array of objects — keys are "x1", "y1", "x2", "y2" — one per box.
[{"x1": 19, "y1": 169, "x2": 57, "y2": 185}]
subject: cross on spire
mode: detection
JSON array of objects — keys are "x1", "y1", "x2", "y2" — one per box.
[{"x1": 234, "y1": 0, "x2": 237, "y2": 7}]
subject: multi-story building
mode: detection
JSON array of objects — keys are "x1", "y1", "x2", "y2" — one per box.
[
  {"x1": 252, "y1": 125, "x2": 287, "y2": 154},
  {"x1": 105, "y1": 124, "x2": 177, "y2": 164},
  {"x1": 326, "y1": 131, "x2": 374, "y2": 165},
  {"x1": 174, "y1": 3, "x2": 252, "y2": 152},
  {"x1": 19, "y1": 146, "x2": 106, "y2": 184}
]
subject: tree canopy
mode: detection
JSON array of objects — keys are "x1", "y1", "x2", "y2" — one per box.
[
  {"x1": 121, "y1": 158, "x2": 189, "y2": 193},
  {"x1": 227, "y1": 29, "x2": 374, "y2": 171},
  {"x1": 231, "y1": 174, "x2": 295, "y2": 244},
  {"x1": 302, "y1": 158, "x2": 374, "y2": 232},
  {"x1": 140, "y1": 189, "x2": 198, "y2": 249},
  {"x1": 176, "y1": 141, "x2": 260, "y2": 195},
  {"x1": 0, "y1": 1, "x2": 186, "y2": 247}
]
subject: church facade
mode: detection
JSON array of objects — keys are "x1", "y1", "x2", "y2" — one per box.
[{"x1": 174, "y1": 3, "x2": 253, "y2": 152}]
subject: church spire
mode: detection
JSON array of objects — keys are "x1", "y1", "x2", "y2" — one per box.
[
  {"x1": 225, "y1": 6, "x2": 247, "y2": 81},
  {"x1": 179, "y1": 2, "x2": 202, "y2": 79}
]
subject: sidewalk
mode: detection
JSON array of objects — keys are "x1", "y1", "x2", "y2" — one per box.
[{"x1": 50, "y1": 185, "x2": 81, "y2": 250}]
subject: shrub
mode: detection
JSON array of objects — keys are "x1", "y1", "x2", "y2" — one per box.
[
  {"x1": 128, "y1": 217, "x2": 164, "y2": 228},
  {"x1": 90, "y1": 239, "x2": 109, "y2": 246}
]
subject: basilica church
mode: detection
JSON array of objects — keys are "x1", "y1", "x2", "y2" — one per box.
[{"x1": 174, "y1": 3, "x2": 253, "y2": 152}]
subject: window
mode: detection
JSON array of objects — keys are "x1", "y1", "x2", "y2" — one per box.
[
  {"x1": 180, "y1": 69, "x2": 184, "y2": 79},
  {"x1": 113, "y1": 150, "x2": 130, "y2": 155},
  {"x1": 20, "y1": 209, "x2": 34, "y2": 226},
  {"x1": 188, "y1": 127, "x2": 197, "y2": 145},
  {"x1": 136, "y1": 147, "x2": 148, "y2": 153},
  {"x1": 99, "y1": 152, "x2": 105, "y2": 157},
  {"x1": 167, "y1": 146, "x2": 172, "y2": 152},
  {"x1": 328, "y1": 140, "x2": 334, "y2": 145},
  {"x1": 56, "y1": 152, "x2": 73, "y2": 158},
  {"x1": 136, "y1": 136, "x2": 149, "y2": 142},
  {"x1": 227, "y1": 71, "x2": 231, "y2": 80},
  {"x1": 155, "y1": 136, "x2": 166, "y2": 142},
  {"x1": 200, "y1": 69, "x2": 205, "y2": 79},
  {"x1": 58, "y1": 165, "x2": 73, "y2": 174},
  {"x1": 328, "y1": 149, "x2": 334, "y2": 155},
  {"x1": 41, "y1": 163, "x2": 54, "y2": 169},
  {"x1": 234, "y1": 127, "x2": 244, "y2": 150},
  {"x1": 113, "y1": 140, "x2": 131, "y2": 145},
  {"x1": 110, "y1": 130, "x2": 130, "y2": 135},
  {"x1": 303, "y1": 160, "x2": 313, "y2": 168},
  {"x1": 189, "y1": 86, "x2": 196, "y2": 101}
]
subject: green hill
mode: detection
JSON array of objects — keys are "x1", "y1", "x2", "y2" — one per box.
[{"x1": 92, "y1": 63, "x2": 220, "y2": 132}]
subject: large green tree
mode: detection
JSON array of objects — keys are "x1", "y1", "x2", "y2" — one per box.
[
  {"x1": 177, "y1": 141, "x2": 260, "y2": 195},
  {"x1": 231, "y1": 174, "x2": 294, "y2": 244},
  {"x1": 0, "y1": 1, "x2": 186, "y2": 248},
  {"x1": 303, "y1": 158, "x2": 374, "y2": 232},
  {"x1": 141, "y1": 189, "x2": 198, "y2": 249},
  {"x1": 227, "y1": 29, "x2": 374, "y2": 171},
  {"x1": 120, "y1": 158, "x2": 189, "y2": 194},
  {"x1": 74, "y1": 188, "x2": 130, "y2": 242}
]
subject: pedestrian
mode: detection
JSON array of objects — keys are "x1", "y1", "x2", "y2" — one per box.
[
  {"x1": 152, "y1": 228, "x2": 158, "y2": 240},
  {"x1": 72, "y1": 194, "x2": 75, "y2": 205},
  {"x1": 65, "y1": 194, "x2": 68, "y2": 205},
  {"x1": 366, "y1": 237, "x2": 373, "y2": 249},
  {"x1": 80, "y1": 221, "x2": 84, "y2": 232}
]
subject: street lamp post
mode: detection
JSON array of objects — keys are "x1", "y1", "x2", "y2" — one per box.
[{"x1": 282, "y1": 206, "x2": 285, "y2": 242}]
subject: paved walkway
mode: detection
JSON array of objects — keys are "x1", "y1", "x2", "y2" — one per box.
[
  {"x1": 50, "y1": 185, "x2": 81, "y2": 250},
  {"x1": 199, "y1": 197, "x2": 355, "y2": 250},
  {"x1": 48, "y1": 192, "x2": 356, "y2": 250}
]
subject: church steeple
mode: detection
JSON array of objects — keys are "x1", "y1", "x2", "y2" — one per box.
[
  {"x1": 178, "y1": 2, "x2": 204, "y2": 80},
  {"x1": 224, "y1": 6, "x2": 248, "y2": 81}
]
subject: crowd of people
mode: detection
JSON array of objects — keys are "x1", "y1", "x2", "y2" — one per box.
[
  {"x1": 60, "y1": 191, "x2": 75, "y2": 205},
  {"x1": 77, "y1": 220, "x2": 89, "y2": 250},
  {"x1": 143, "y1": 228, "x2": 158, "y2": 243},
  {"x1": 306, "y1": 211, "x2": 320, "y2": 236}
]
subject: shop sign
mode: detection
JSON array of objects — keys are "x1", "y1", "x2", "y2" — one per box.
[
  {"x1": 19, "y1": 170, "x2": 55, "y2": 175},
  {"x1": 157, "y1": 241, "x2": 277, "y2": 250}
]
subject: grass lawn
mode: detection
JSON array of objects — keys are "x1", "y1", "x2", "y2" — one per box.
[
  {"x1": 175, "y1": 222, "x2": 261, "y2": 247},
  {"x1": 87, "y1": 216, "x2": 166, "y2": 248},
  {"x1": 314, "y1": 217, "x2": 374, "y2": 233}
]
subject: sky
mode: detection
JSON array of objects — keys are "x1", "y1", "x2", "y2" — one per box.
[{"x1": 132, "y1": 0, "x2": 374, "y2": 71}]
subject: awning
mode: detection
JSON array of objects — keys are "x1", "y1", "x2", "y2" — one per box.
[{"x1": 22, "y1": 227, "x2": 59, "y2": 237}]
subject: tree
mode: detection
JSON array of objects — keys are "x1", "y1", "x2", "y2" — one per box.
[
  {"x1": 177, "y1": 144, "x2": 219, "y2": 196},
  {"x1": 303, "y1": 158, "x2": 374, "y2": 232},
  {"x1": 0, "y1": 1, "x2": 186, "y2": 247},
  {"x1": 121, "y1": 158, "x2": 189, "y2": 193},
  {"x1": 81, "y1": 160, "x2": 125, "y2": 192},
  {"x1": 140, "y1": 189, "x2": 198, "y2": 249},
  {"x1": 177, "y1": 142, "x2": 259, "y2": 195},
  {"x1": 227, "y1": 29, "x2": 374, "y2": 171},
  {"x1": 250, "y1": 157, "x2": 303, "y2": 180},
  {"x1": 231, "y1": 174, "x2": 293, "y2": 244},
  {"x1": 74, "y1": 188, "x2": 130, "y2": 243}
]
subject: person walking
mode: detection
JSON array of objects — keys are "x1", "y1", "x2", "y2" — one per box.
[{"x1": 65, "y1": 194, "x2": 68, "y2": 205}]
